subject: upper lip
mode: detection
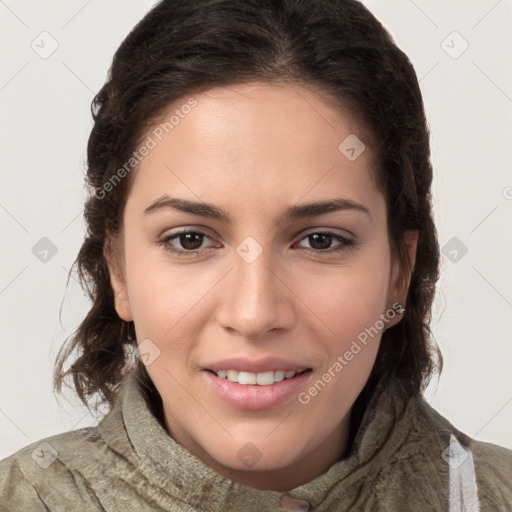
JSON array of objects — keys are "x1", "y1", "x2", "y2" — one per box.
[{"x1": 205, "y1": 356, "x2": 311, "y2": 374}]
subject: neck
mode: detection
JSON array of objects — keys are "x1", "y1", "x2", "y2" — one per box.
[{"x1": 164, "y1": 406, "x2": 352, "y2": 491}]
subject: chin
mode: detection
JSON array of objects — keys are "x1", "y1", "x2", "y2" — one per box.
[{"x1": 206, "y1": 436, "x2": 304, "y2": 472}]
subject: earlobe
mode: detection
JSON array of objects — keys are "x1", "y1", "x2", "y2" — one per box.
[{"x1": 103, "y1": 239, "x2": 134, "y2": 322}]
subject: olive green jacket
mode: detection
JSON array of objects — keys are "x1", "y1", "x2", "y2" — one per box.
[{"x1": 1, "y1": 369, "x2": 511, "y2": 511}]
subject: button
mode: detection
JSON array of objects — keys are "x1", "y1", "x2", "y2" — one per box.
[{"x1": 279, "y1": 494, "x2": 310, "y2": 511}]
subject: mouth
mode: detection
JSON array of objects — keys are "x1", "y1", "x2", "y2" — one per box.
[{"x1": 203, "y1": 368, "x2": 313, "y2": 411}]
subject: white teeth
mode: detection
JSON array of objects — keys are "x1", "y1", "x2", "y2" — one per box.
[
  {"x1": 274, "y1": 370, "x2": 285, "y2": 382},
  {"x1": 238, "y1": 371, "x2": 256, "y2": 385},
  {"x1": 256, "y1": 371, "x2": 274, "y2": 385},
  {"x1": 214, "y1": 369, "x2": 302, "y2": 385},
  {"x1": 227, "y1": 369, "x2": 239, "y2": 383}
]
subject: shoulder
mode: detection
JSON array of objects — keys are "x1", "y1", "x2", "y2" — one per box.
[
  {"x1": 470, "y1": 435, "x2": 512, "y2": 470},
  {"x1": 412, "y1": 395, "x2": 512, "y2": 509},
  {"x1": 470, "y1": 437, "x2": 512, "y2": 507},
  {"x1": 0, "y1": 426, "x2": 108, "y2": 511}
]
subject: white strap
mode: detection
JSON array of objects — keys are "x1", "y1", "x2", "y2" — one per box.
[{"x1": 446, "y1": 433, "x2": 480, "y2": 512}]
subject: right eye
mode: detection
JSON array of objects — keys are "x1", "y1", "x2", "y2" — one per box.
[{"x1": 158, "y1": 230, "x2": 217, "y2": 256}]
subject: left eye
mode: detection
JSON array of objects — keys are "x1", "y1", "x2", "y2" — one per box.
[
  {"x1": 297, "y1": 232, "x2": 354, "y2": 252},
  {"x1": 158, "y1": 230, "x2": 354, "y2": 256}
]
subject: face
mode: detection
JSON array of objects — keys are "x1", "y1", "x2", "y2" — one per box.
[{"x1": 106, "y1": 82, "x2": 417, "y2": 491}]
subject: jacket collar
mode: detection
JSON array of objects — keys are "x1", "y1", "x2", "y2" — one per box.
[{"x1": 99, "y1": 367, "x2": 416, "y2": 511}]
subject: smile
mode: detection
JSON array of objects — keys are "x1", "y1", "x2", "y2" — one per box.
[
  {"x1": 203, "y1": 369, "x2": 313, "y2": 410},
  {"x1": 210, "y1": 369, "x2": 309, "y2": 386}
]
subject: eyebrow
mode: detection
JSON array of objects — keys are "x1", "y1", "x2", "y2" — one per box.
[{"x1": 143, "y1": 195, "x2": 371, "y2": 223}]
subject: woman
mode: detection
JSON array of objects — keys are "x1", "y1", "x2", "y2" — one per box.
[{"x1": 1, "y1": 0, "x2": 511, "y2": 510}]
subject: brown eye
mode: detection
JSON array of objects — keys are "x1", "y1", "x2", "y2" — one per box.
[
  {"x1": 297, "y1": 232, "x2": 354, "y2": 253},
  {"x1": 175, "y1": 232, "x2": 205, "y2": 251},
  {"x1": 159, "y1": 230, "x2": 214, "y2": 256},
  {"x1": 307, "y1": 233, "x2": 333, "y2": 250}
]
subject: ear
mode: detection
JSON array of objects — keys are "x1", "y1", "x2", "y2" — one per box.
[
  {"x1": 103, "y1": 236, "x2": 133, "y2": 322},
  {"x1": 400, "y1": 229, "x2": 418, "y2": 296},
  {"x1": 387, "y1": 230, "x2": 419, "y2": 321}
]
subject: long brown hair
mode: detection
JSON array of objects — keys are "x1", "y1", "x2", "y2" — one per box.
[{"x1": 54, "y1": 0, "x2": 442, "y2": 416}]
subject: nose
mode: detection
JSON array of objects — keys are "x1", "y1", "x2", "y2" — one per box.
[{"x1": 216, "y1": 242, "x2": 295, "y2": 340}]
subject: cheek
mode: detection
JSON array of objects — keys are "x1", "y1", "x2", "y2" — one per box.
[
  {"x1": 128, "y1": 275, "x2": 205, "y2": 344},
  {"x1": 302, "y1": 267, "x2": 390, "y2": 407},
  {"x1": 123, "y1": 239, "x2": 210, "y2": 342},
  {"x1": 309, "y1": 256, "x2": 390, "y2": 330},
  {"x1": 302, "y1": 253, "x2": 391, "y2": 373}
]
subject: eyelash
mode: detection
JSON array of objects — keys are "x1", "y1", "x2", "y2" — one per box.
[{"x1": 156, "y1": 229, "x2": 355, "y2": 257}]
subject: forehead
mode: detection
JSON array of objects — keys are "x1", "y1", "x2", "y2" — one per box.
[
  {"x1": 126, "y1": 82, "x2": 381, "y2": 216},
  {"x1": 150, "y1": 81, "x2": 367, "y2": 157}
]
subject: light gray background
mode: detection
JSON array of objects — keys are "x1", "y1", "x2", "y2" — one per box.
[{"x1": 1, "y1": 0, "x2": 511, "y2": 459}]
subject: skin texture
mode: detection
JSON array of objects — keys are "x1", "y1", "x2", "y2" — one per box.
[{"x1": 105, "y1": 82, "x2": 418, "y2": 491}]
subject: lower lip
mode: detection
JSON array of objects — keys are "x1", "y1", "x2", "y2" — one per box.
[{"x1": 203, "y1": 370, "x2": 312, "y2": 411}]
